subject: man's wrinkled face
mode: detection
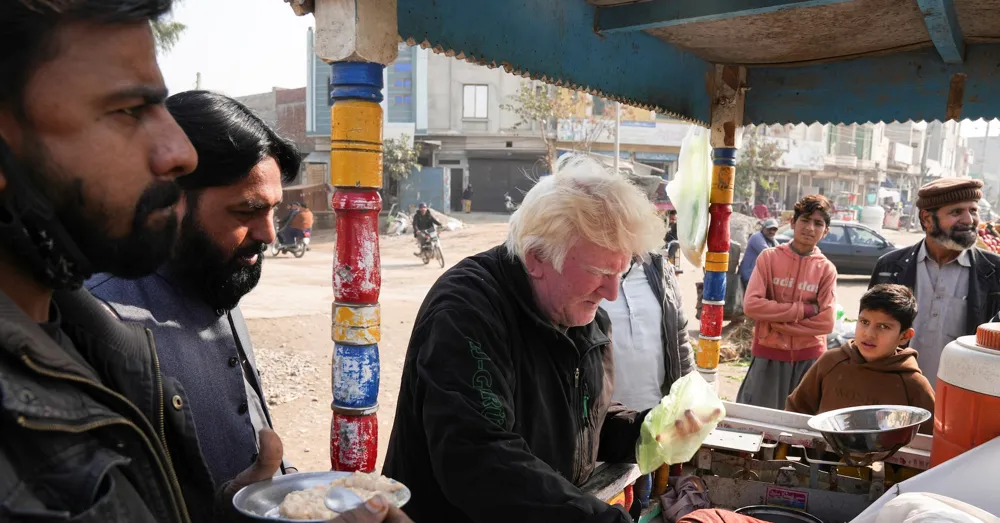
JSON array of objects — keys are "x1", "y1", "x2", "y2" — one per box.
[
  {"x1": 0, "y1": 22, "x2": 197, "y2": 277},
  {"x1": 762, "y1": 227, "x2": 778, "y2": 241},
  {"x1": 172, "y1": 157, "x2": 283, "y2": 310},
  {"x1": 924, "y1": 201, "x2": 979, "y2": 251},
  {"x1": 525, "y1": 240, "x2": 630, "y2": 328}
]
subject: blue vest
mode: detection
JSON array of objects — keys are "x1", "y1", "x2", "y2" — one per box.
[{"x1": 86, "y1": 268, "x2": 271, "y2": 488}]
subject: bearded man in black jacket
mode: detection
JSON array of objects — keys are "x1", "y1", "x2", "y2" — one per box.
[{"x1": 384, "y1": 155, "x2": 711, "y2": 523}]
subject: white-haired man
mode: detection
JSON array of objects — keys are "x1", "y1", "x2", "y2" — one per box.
[{"x1": 383, "y1": 156, "x2": 711, "y2": 523}]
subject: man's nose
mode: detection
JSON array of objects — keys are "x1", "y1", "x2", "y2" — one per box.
[
  {"x1": 252, "y1": 212, "x2": 277, "y2": 245},
  {"x1": 598, "y1": 276, "x2": 619, "y2": 302},
  {"x1": 150, "y1": 107, "x2": 197, "y2": 181}
]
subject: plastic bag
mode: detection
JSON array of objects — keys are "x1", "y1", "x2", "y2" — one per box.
[
  {"x1": 666, "y1": 127, "x2": 712, "y2": 267},
  {"x1": 636, "y1": 372, "x2": 726, "y2": 474}
]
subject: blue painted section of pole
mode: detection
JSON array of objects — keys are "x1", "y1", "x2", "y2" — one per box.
[
  {"x1": 703, "y1": 271, "x2": 727, "y2": 302},
  {"x1": 333, "y1": 343, "x2": 381, "y2": 409},
  {"x1": 330, "y1": 62, "x2": 385, "y2": 103},
  {"x1": 712, "y1": 147, "x2": 737, "y2": 166}
]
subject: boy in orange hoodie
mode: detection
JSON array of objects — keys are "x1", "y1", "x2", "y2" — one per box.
[
  {"x1": 737, "y1": 195, "x2": 838, "y2": 410},
  {"x1": 787, "y1": 284, "x2": 935, "y2": 434}
]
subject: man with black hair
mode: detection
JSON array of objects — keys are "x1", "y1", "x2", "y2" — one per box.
[
  {"x1": 87, "y1": 90, "x2": 299, "y2": 488},
  {"x1": 0, "y1": 4, "x2": 410, "y2": 522},
  {"x1": 0, "y1": 2, "x2": 209, "y2": 521}
]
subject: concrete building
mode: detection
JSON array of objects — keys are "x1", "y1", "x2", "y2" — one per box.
[{"x1": 756, "y1": 120, "x2": 969, "y2": 211}]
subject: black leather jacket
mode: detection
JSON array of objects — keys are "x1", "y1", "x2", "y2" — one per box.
[
  {"x1": 413, "y1": 210, "x2": 441, "y2": 233},
  {"x1": 0, "y1": 289, "x2": 217, "y2": 522}
]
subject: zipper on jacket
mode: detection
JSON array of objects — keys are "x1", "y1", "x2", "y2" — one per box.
[
  {"x1": 574, "y1": 367, "x2": 580, "y2": 388},
  {"x1": 145, "y1": 329, "x2": 173, "y2": 466},
  {"x1": 19, "y1": 355, "x2": 191, "y2": 523}
]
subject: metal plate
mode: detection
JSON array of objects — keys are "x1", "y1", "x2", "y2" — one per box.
[
  {"x1": 702, "y1": 428, "x2": 764, "y2": 454},
  {"x1": 233, "y1": 472, "x2": 411, "y2": 522}
]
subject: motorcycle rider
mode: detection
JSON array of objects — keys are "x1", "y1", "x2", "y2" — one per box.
[
  {"x1": 412, "y1": 202, "x2": 441, "y2": 256},
  {"x1": 278, "y1": 201, "x2": 313, "y2": 246}
]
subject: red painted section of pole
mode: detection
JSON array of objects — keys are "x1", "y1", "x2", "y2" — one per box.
[
  {"x1": 707, "y1": 203, "x2": 733, "y2": 253},
  {"x1": 332, "y1": 189, "x2": 382, "y2": 304},
  {"x1": 330, "y1": 411, "x2": 378, "y2": 472}
]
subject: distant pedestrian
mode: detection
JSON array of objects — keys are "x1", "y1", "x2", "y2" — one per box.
[
  {"x1": 462, "y1": 184, "x2": 474, "y2": 213},
  {"x1": 739, "y1": 218, "x2": 779, "y2": 289}
]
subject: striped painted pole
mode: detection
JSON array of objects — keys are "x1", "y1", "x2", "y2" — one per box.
[
  {"x1": 697, "y1": 148, "x2": 735, "y2": 383},
  {"x1": 701, "y1": 64, "x2": 746, "y2": 389},
  {"x1": 329, "y1": 62, "x2": 384, "y2": 472}
]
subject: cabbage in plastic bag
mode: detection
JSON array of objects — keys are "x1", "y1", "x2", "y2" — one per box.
[
  {"x1": 665, "y1": 126, "x2": 712, "y2": 268},
  {"x1": 636, "y1": 372, "x2": 726, "y2": 474}
]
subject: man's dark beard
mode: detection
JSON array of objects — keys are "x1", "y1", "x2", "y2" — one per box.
[
  {"x1": 17, "y1": 137, "x2": 181, "y2": 279},
  {"x1": 929, "y1": 212, "x2": 977, "y2": 251},
  {"x1": 171, "y1": 211, "x2": 265, "y2": 311}
]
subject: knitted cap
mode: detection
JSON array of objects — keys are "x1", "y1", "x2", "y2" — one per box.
[{"x1": 915, "y1": 178, "x2": 983, "y2": 210}]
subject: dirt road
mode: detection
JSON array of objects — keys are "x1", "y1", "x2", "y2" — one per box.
[{"x1": 242, "y1": 215, "x2": 924, "y2": 472}]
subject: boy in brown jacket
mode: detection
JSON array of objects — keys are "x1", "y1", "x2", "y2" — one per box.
[{"x1": 786, "y1": 284, "x2": 935, "y2": 434}]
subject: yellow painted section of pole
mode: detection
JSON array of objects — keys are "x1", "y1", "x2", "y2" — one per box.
[
  {"x1": 704, "y1": 251, "x2": 729, "y2": 273},
  {"x1": 331, "y1": 100, "x2": 384, "y2": 188},
  {"x1": 332, "y1": 303, "x2": 382, "y2": 344},
  {"x1": 710, "y1": 164, "x2": 735, "y2": 205},
  {"x1": 696, "y1": 337, "x2": 722, "y2": 370}
]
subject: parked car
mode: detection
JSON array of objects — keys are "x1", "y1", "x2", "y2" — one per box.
[{"x1": 775, "y1": 220, "x2": 895, "y2": 275}]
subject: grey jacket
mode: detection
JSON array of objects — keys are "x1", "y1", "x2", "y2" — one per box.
[
  {"x1": 87, "y1": 269, "x2": 291, "y2": 488},
  {"x1": 643, "y1": 253, "x2": 695, "y2": 395},
  {"x1": 0, "y1": 289, "x2": 216, "y2": 523}
]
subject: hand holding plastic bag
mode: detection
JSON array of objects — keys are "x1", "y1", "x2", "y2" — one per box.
[{"x1": 636, "y1": 372, "x2": 726, "y2": 474}]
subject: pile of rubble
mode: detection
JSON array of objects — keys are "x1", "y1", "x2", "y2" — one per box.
[{"x1": 255, "y1": 346, "x2": 322, "y2": 406}]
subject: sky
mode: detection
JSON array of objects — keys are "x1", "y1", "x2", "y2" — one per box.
[{"x1": 157, "y1": 0, "x2": 313, "y2": 97}]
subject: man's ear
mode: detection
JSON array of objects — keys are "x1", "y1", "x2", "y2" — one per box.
[
  {"x1": 524, "y1": 250, "x2": 546, "y2": 279},
  {"x1": 899, "y1": 327, "x2": 915, "y2": 345}
]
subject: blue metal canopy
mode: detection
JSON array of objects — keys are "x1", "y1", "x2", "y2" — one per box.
[{"x1": 393, "y1": 0, "x2": 1000, "y2": 126}]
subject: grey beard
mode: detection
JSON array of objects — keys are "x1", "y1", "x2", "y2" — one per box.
[{"x1": 930, "y1": 228, "x2": 976, "y2": 252}]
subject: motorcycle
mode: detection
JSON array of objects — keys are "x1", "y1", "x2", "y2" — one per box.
[
  {"x1": 504, "y1": 192, "x2": 518, "y2": 214},
  {"x1": 270, "y1": 216, "x2": 310, "y2": 258},
  {"x1": 416, "y1": 229, "x2": 445, "y2": 268}
]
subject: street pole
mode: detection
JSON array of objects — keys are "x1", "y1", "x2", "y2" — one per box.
[{"x1": 613, "y1": 101, "x2": 621, "y2": 174}]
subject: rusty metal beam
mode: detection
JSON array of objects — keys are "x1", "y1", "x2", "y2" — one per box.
[
  {"x1": 595, "y1": 0, "x2": 854, "y2": 35},
  {"x1": 917, "y1": 0, "x2": 966, "y2": 64}
]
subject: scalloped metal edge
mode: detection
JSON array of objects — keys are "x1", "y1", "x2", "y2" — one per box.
[
  {"x1": 745, "y1": 118, "x2": 983, "y2": 126},
  {"x1": 399, "y1": 34, "x2": 710, "y2": 127}
]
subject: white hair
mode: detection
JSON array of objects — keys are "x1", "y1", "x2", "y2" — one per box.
[{"x1": 505, "y1": 154, "x2": 666, "y2": 272}]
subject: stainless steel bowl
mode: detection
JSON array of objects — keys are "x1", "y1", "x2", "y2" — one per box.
[
  {"x1": 232, "y1": 471, "x2": 411, "y2": 522},
  {"x1": 807, "y1": 405, "x2": 931, "y2": 466}
]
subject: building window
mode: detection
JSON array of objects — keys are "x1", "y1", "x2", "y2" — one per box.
[
  {"x1": 463, "y1": 85, "x2": 488, "y2": 119},
  {"x1": 394, "y1": 63, "x2": 412, "y2": 72}
]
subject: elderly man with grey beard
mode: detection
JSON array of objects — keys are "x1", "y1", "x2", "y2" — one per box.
[{"x1": 869, "y1": 178, "x2": 1000, "y2": 388}]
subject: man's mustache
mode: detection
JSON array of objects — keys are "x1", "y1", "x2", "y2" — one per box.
[
  {"x1": 234, "y1": 242, "x2": 267, "y2": 260},
  {"x1": 136, "y1": 181, "x2": 182, "y2": 215}
]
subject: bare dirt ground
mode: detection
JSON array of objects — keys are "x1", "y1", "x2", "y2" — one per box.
[{"x1": 241, "y1": 214, "x2": 924, "y2": 472}]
